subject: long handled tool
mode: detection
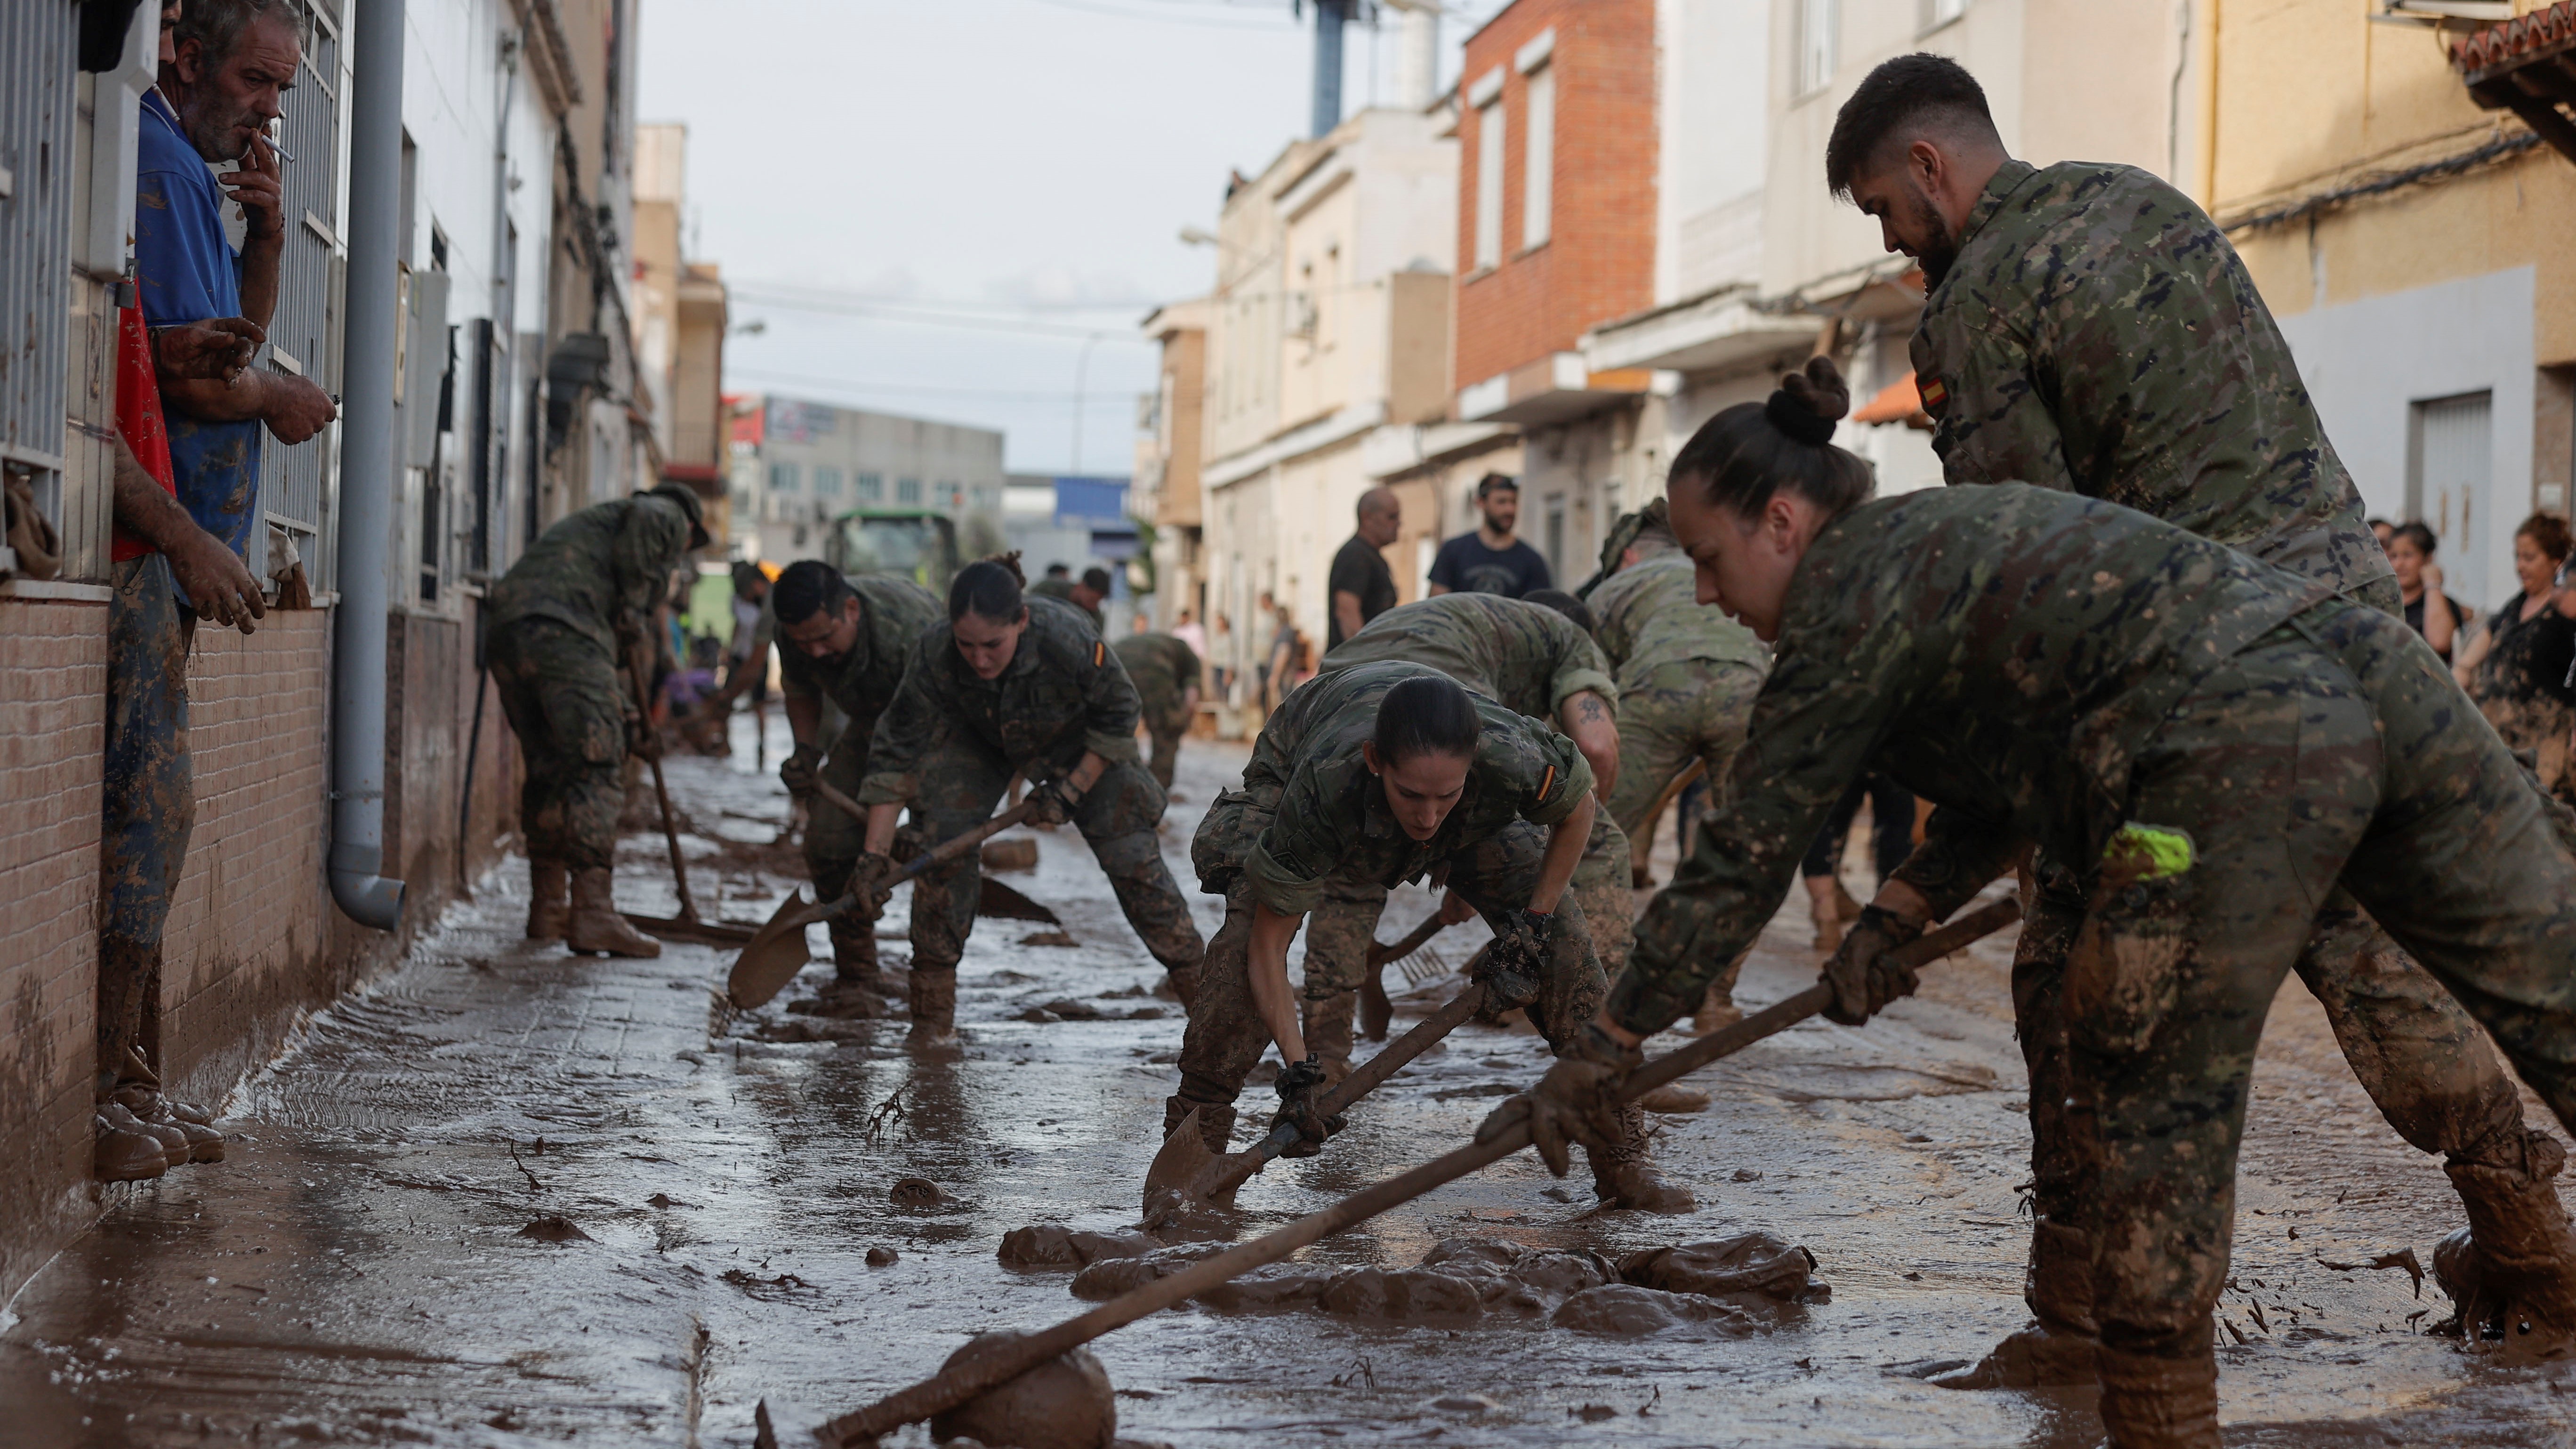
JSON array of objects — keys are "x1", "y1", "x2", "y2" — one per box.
[
  {"x1": 1145, "y1": 967, "x2": 1490, "y2": 1210},
  {"x1": 771, "y1": 895, "x2": 2021, "y2": 1448},
  {"x1": 618, "y1": 664, "x2": 770, "y2": 946},
  {"x1": 806, "y1": 779, "x2": 1063, "y2": 929},
  {"x1": 1357, "y1": 910, "x2": 1457, "y2": 1041},
  {"x1": 726, "y1": 799, "x2": 1043, "y2": 1009}
]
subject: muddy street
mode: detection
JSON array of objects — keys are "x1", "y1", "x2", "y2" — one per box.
[{"x1": 4, "y1": 723, "x2": 2570, "y2": 1449}]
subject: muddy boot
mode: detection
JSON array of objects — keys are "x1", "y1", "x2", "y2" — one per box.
[
  {"x1": 1805, "y1": 877, "x2": 1852, "y2": 954},
  {"x1": 1933, "y1": 1219, "x2": 2101, "y2": 1389},
  {"x1": 1162, "y1": 1095, "x2": 1236, "y2": 1155},
  {"x1": 809, "y1": 918, "x2": 893, "y2": 1017},
  {"x1": 2443, "y1": 1130, "x2": 2576, "y2": 1357},
  {"x1": 103, "y1": 1101, "x2": 191, "y2": 1167},
  {"x1": 95, "y1": 1107, "x2": 168, "y2": 1183},
  {"x1": 112, "y1": 1084, "x2": 223, "y2": 1162},
  {"x1": 908, "y1": 967, "x2": 960, "y2": 1046},
  {"x1": 1302, "y1": 993, "x2": 1357, "y2": 1084},
  {"x1": 564, "y1": 869, "x2": 662, "y2": 958},
  {"x1": 526, "y1": 858, "x2": 570, "y2": 940},
  {"x1": 1690, "y1": 982, "x2": 1742, "y2": 1035},
  {"x1": 2094, "y1": 1342, "x2": 2221, "y2": 1449},
  {"x1": 1587, "y1": 1102, "x2": 1696, "y2": 1213}
]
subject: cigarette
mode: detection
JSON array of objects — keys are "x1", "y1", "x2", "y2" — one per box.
[{"x1": 265, "y1": 134, "x2": 296, "y2": 163}]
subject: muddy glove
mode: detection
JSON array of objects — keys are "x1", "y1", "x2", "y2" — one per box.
[
  {"x1": 1475, "y1": 1023, "x2": 1641, "y2": 1177},
  {"x1": 849, "y1": 852, "x2": 898, "y2": 920},
  {"x1": 1821, "y1": 904, "x2": 1926, "y2": 1026},
  {"x1": 1272, "y1": 1054, "x2": 1346, "y2": 1159},
  {"x1": 1473, "y1": 906, "x2": 1551, "y2": 1010},
  {"x1": 780, "y1": 744, "x2": 823, "y2": 799},
  {"x1": 626, "y1": 713, "x2": 662, "y2": 760},
  {"x1": 1024, "y1": 777, "x2": 1081, "y2": 828}
]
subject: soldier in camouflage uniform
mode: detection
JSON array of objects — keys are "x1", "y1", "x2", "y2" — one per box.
[
  {"x1": 1182, "y1": 662, "x2": 1691, "y2": 1211},
  {"x1": 484, "y1": 484, "x2": 707, "y2": 958},
  {"x1": 1825, "y1": 53, "x2": 2571, "y2": 1394},
  {"x1": 1112, "y1": 630, "x2": 1202, "y2": 792},
  {"x1": 767, "y1": 560, "x2": 946, "y2": 1014},
  {"x1": 854, "y1": 559, "x2": 1203, "y2": 1041},
  {"x1": 1029, "y1": 565, "x2": 1110, "y2": 634},
  {"x1": 1309, "y1": 591, "x2": 1635, "y2": 1075},
  {"x1": 1502, "y1": 375, "x2": 2576, "y2": 1446}
]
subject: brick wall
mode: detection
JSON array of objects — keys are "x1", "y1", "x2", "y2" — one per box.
[
  {"x1": 0, "y1": 591, "x2": 110, "y2": 1297},
  {"x1": 1454, "y1": 0, "x2": 1659, "y2": 392}
]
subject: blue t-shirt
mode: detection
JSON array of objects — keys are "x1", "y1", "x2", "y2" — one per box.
[
  {"x1": 1426, "y1": 531, "x2": 1552, "y2": 598},
  {"x1": 136, "y1": 89, "x2": 263, "y2": 581}
]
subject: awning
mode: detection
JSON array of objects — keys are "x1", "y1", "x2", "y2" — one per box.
[
  {"x1": 1851, "y1": 371, "x2": 1933, "y2": 429},
  {"x1": 2453, "y1": 2, "x2": 2576, "y2": 165}
]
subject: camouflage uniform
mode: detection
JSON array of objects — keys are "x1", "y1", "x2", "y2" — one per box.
[
  {"x1": 1028, "y1": 577, "x2": 1104, "y2": 634},
  {"x1": 1913, "y1": 157, "x2": 2544, "y2": 1392},
  {"x1": 1312, "y1": 595, "x2": 1634, "y2": 1065},
  {"x1": 1618, "y1": 485, "x2": 2576, "y2": 1439},
  {"x1": 485, "y1": 493, "x2": 695, "y2": 870},
  {"x1": 1590, "y1": 551, "x2": 1769, "y2": 844},
  {"x1": 781, "y1": 573, "x2": 945, "y2": 982},
  {"x1": 1112, "y1": 631, "x2": 1201, "y2": 791},
  {"x1": 859, "y1": 596, "x2": 1204, "y2": 1016},
  {"x1": 1180, "y1": 662, "x2": 1681, "y2": 1201}
]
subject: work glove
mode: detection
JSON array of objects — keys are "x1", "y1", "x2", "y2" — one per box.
[
  {"x1": 780, "y1": 744, "x2": 823, "y2": 799},
  {"x1": 1024, "y1": 777, "x2": 1081, "y2": 828},
  {"x1": 1821, "y1": 904, "x2": 1927, "y2": 1026},
  {"x1": 849, "y1": 852, "x2": 898, "y2": 921},
  {"x1": 626, "y1": 713, "x2": 662, "y2": 759},
  {"x1": 1475, "y1": 1023, "x2": 1641, "y2": 1177},
  {"x1": 1272, "y1": 1054, "x2": 1347, "y2": 1159},
  {"x1": 1473, "y1": 906, "x2": 1551, "y2": 1010}
]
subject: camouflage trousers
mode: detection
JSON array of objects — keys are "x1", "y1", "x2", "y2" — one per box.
[
  {"x1": 802, "y1": 723, "x2": 878, "y2": 903},
  {"x1": 488, "y1": 618, "x2": 630, "y2": 871},
  {"x1": 2032, "y1": 604, "x2": 2576, "y2": 1370},
  {"x1": 1136, "y1": 683, "x2": 1191, "y2": 792},
  {"x1": 98, "y1": 554, "x2": 196, "y2": 1091},
  {"x1": 1175, "y1": 810, "x2": 1610, "y2": 1113},
  {"x1": 905, "y1": 739, "x2": 1202, "y2": 978},
  {"x1": 1605, "y1": 657, "x2": 1764, "y2": 862}
]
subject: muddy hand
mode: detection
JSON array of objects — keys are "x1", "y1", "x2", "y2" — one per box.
[
  {"x1": 1472, "y1": 907, "x2": 1548, "y2": 1009},
  {"x1": 1023, "y1": 778, "x2": 1080, "y2": 828},
  {"x1": 152, "y1": 318, "x2": 265, "y2": 383},
  {"x1": 1272, "y1": 1055, "x2": 1347, "y2": 1159},
  {"x1": 1475, "y1": 1024, "x2": 1637, "y2": 1177},
  {"x1": 780, "y1": 744, "x2": 822, "y2": 799},
  {"x1": 850, "y1": 852, "x2": 897, "y2": 922},
  {"x1": 1821, "y1": 904, "x2": 1924, "y2": 1025}
]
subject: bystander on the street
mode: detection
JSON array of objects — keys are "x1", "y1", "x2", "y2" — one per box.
[
  {"x1": 2455, "y1": 513, "x2": 2576, "y2": 804},
  {"x1": 1327, "y1": 487, "x2": 1401, "y2": 647},
  {"x1": 1426, "y1": 474, "x2": 1550, "y2": 598},
  {"x1": 2388, "y1": 522, "x2": 2465, "y2": 661}
]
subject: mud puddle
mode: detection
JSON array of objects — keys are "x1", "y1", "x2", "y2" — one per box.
[{"x1": 3, "y1": 714, "x2": 2571, "y2": 1447}]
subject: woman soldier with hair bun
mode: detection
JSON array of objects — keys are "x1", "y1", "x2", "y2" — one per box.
[
  {"x1": 1484, "y1": 357, "x2": 2576, "y2": 1447},
  {"x1": 853, "y1": 554, "x2": 1205, "y2": 1042}
]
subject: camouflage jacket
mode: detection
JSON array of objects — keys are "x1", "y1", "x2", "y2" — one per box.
[
  {"x1": 1317, "y1": 593, "x2": 1617, "y2": 722},
  {"x1": 858, "y1": 595, "x2": 1142, "y2": 804},
  {"x1": 1217, "y1": 661, "x2": 1594, "y2": 916},
  {"x1": 1113, "y1": 631, "x2": 1201, "y2": 699},
  {"x1": 777, "y1": 573, "x2": 945, "y2": 751},
  {"x1": 1612, "y1": 484, "x2": 2334, "y2": 1034},
  {"x1": 1586, "y1": 553, "x2": 1769, "y2": 682},
  {"x1": 1028, "y1": 578, "x2": 1104, "y2": 633},
  {"x1": 1911, "y1": 160, "x2": 2391, "y2": 598},
  {"x1": 485, "y1": 494, "x2": 695, "y2": 652}
]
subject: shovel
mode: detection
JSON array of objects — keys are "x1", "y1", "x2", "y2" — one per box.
[
  {"x1": 726, "y1": 799, "x2": 1042, "y2": 1009},
  {"x1": 1357, "y1": 910, "x2": 1455, "y2": 1041},
  {"x1": 805, "y1": 778, "x2": 1063, "y2": 929},
  {"x1": 622, "y1": 663, "x2": 767, "y2": 947},
  {"x1": 768, "y1": 895, "x2": 2021, "y2": 1449}
]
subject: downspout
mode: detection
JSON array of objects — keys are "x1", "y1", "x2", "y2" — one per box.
[{"x1": 330, "y1": 0, "x2": 408, "y2": 929}]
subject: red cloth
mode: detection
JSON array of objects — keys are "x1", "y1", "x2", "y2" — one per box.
[{"x1": 110, "y1": 299, "x2": 178, "y2": 563}]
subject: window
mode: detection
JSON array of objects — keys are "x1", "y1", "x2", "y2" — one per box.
[
  {"x1": 939, "y1": 480, "x2": 962, "y2": 511},
  {"x1": 855, "y1": 471, "x2": 883, "y2": 503},
  {"x1": 1919, "y1": 0, "x2": 1966, "y2": 30},
  {"x1": 770, "y1": 461, "x2": 800, "y2": 493},
  {"x1": 1474, "y1": 96, "x2": 1505, "y2": 270},
  {"x1": 897, "y1": 476, "x2": 923, "y2": 505},
  {"x1": 813, "y1": 466, "x2": 844, "y2": 499},
  {"x1": 1522, "y1": 65, "x2": 1554, "y2": 250},
  {"x1": 1543, "y1": 494, "x2": 1567, "y2": 582},
  {"x1": 1798, "y1": 0, "x2": 1837, "y2": 96}
]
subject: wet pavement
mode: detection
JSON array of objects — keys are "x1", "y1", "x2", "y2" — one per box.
[{"x1": 5, "y1": 717, "x2": 2574, "y2": 1448}]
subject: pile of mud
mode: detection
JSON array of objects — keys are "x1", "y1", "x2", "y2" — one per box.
[{"x1": 998, "y1": 1227, "x2": 1825, "y2": 1337}]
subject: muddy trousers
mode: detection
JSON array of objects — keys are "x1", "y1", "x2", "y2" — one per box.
[
  {"x1": 487, "y1": 619, "x2": 629, "y2": 871},
  {"x1": 97, "y1": 555, "x2": 196, "y2": 1096},
  {"x1": 905, "y1": 739, "x2": 1204, "y2": 984},
  {"x1": 2027, "y1": 612, "x2": 2576, "y2": 1445},
  {"x1": 1605, "y1": 657, "x2": 1763, "y2": 875},
  {"x1": 1143, "y1": 723, "x2": 1185, "y2": 793},
  {"x1": 802, "y1": 724, "x2": 889, "y2": 979}
]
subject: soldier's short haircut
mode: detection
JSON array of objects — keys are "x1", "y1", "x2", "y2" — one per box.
[
  {"x1": 772, "y1": 559, "x2": 852, "y2": 628},
  {"x1": 1522, "y1": 589, "x2": 1597, "y2": 636},
  {"x1": 950, "y1": 557, "x2": 1028, "y2": 624},
  {"x1": 1669, "y1": 356, "x2": 1874, "y2": 522},
  {"x1": 1825, "y1": 53, "x2": 1998, "y2": 201},
  {"x1": 1373, "y1": 675, "x2": 1482, "y2": 767},
  {"x1": 174, "y1": 0, "x2": 305, "y2": 70},
  {"x1": 1081, "y1": 566, "x2": 1113, "y2": 594}
]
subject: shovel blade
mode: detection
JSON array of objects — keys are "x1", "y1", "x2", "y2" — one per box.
[
  {"x1": 976, "y1": 876, "x2": 1062, "y2": 925},
  {"x1": 1142, "y1": 1108, "x2": 1260, "y2": 1210},
  {"x1": 727, "y1": 891, "x2": 818, "y2": 1009}
]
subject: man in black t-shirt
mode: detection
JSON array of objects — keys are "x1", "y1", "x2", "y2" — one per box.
[
  {"x1": 1427, "y1": 473, "x2": 1551, "y2": 598},
  {"x1": 1327, "y1": 488, "x2": 1402, "y2": 648}
]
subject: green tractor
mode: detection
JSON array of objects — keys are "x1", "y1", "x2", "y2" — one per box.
[{"x1": 822, "y1": 508, "x2": 961, "y2": 595}]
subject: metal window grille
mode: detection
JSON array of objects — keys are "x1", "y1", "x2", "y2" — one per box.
[
  {"x1": 256, "y1": 0, "x2": 345, "y2": 592},
  {"x1": 0, "y1": 1, "x2": 77, "y2": 560}
]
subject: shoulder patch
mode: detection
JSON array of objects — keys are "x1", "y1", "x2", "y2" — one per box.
[
  {"x1": 1538, "y1": 764, "x2": 1555, "y2": 801},
  {"x1": 1094, "y1": 640, "x2": 1105, "y2": 667},
  {"x1": 1918, "y1": 376, "x2": 1950, "y2": 416}
]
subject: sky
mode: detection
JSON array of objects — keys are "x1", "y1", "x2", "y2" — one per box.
[{"x1": 636, "y1": 0, "x2": 1508, "y2": 476}]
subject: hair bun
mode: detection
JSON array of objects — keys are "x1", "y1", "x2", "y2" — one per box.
[{"x1": 1767, "y1": 355, "x2": 1851, "y2": 447}]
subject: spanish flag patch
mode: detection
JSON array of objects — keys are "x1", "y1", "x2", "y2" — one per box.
[
  {"x1": 1918, "y1": 376, "x2": 1950, "y2": 416},
  {"x1": 1094, "y1": 641, "x2": 1105, "y2": 667},
  {"x1": 1538, "y1": 765, "x2": 1556, "y2": 801}
]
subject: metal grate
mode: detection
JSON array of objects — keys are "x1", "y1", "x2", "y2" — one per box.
[
  {"x1": 0, "y1": 0, "x2": 76, "y2": 539},
  {"x1": 256, "y1": 0, "x2": 344, "y2": 591}
]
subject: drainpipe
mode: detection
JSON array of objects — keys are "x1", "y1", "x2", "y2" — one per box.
[
  {"x1": 1311, "y1": 0, "x2": 1351, "y2": 139},
  {"x1": 329, "y1": 0, "x2": 408, "y2": 930}
]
